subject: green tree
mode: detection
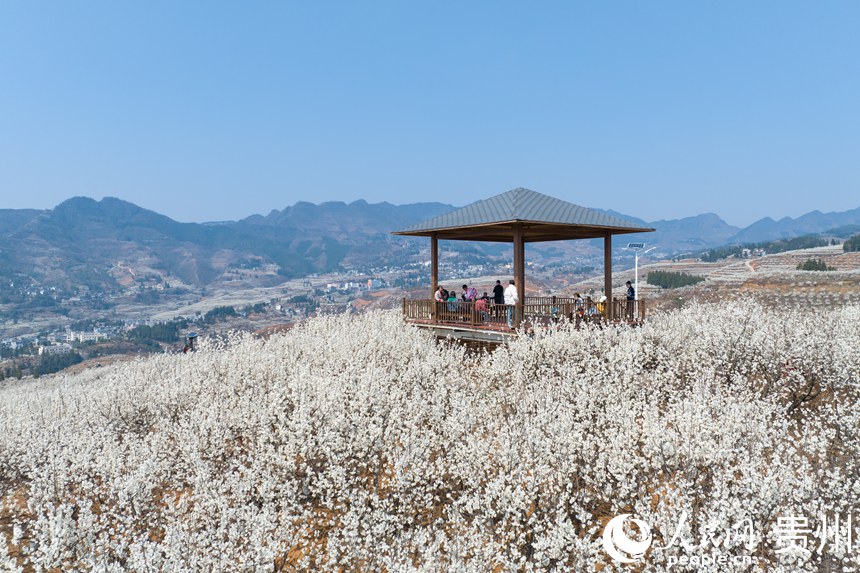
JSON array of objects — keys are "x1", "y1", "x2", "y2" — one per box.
[
  {"x1": 202, "y1": 306, "x2": 238, "y2": 324},
  {"x1": 844, "y1": 234, "x2": 860, "y2": 252},
  {"x1": 126, "y1": 318, "x2": 189, "y2": 343},
  {"x1": 796, "y1": 259, "x2": 834, "y2": 271},
  {"x1": 32, "y1": 352, "x2": 83, "y2": 377}
]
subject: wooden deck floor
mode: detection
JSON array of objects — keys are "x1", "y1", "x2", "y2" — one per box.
[
  {"x1": 406, "y1": 320, "x2": 516, "y2": 344},
  {"x1": 405, "y1": 317, "x2": 644, "y2": 346}
]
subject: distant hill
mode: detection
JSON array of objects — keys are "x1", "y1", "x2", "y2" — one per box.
[
  {"x1": 0, "y1": 197, "x2": 454, "y2": 293},
  {"x1": 241, "y1": 200, "x2": 451, "y2": 238},
  {"x1": 824, "y1": 224, "x2": 860, "y2": 238},
  {"x1": 645, "y1": 213, "x2": 742, "y2": 252},
  {"x1": 4, "y1": 197, "x2": 262, "y2": 289},
  {"x1": 727, "y1": 207, "x2": 860, "y2": 244},
  {"x1": 1, "y1": 196, "x2": 858, "y2": 294},
  {"x1": 0, "y1": 208, "x2": 41, "y2": 234}
]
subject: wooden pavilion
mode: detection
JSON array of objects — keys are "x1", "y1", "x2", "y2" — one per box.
[{"x1": 392, "y1": 188, "x2": 655, "y2": 340}]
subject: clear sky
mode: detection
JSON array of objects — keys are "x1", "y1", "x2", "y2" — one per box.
[{"x1": 1, "y1": 2, "x2": 858, "y2": 227}]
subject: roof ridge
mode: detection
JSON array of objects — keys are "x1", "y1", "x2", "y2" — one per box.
[
  {"x1": 511, "y1": 187, "x2": 531, "y2": 220},
  {"x1": 512, "y1": 188, "x2": 520, "y2": 219}
]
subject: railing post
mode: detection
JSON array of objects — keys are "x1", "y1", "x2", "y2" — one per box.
[
  {"x1": 604, "y1": 233, "x2": 613, "y2": 321},
  {"x1": 430, "y1": 233, "x2": 438, "y2": 297}
]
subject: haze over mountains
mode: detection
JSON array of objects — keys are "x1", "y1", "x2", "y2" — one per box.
[{"x1": 2, "y1": 196, "x2": 859, "y2": 292}]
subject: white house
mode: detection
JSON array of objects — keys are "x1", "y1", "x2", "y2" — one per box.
[{"x1": 38, "y1": 344, "x2": 73, "y2": 356}]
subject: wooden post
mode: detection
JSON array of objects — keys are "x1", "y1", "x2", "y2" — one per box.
[
  {"x1": 604, "y1": 233, "x2": 612, "y2": 321},
  {"x1": 430, "y1": 233, "x2": 438, "y2": 321},
  {"x1": 430, "y1": 233, "x2": 439, "y2": 296},
  {"x1": 513, "y1": 224, "x2": 525, "y2": 328}
]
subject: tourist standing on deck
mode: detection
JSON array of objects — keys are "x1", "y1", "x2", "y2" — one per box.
[
  {"x1": 626, "y1": 280, "x2": 635, "y2": 319},
  {"x1": 492, "y1": 280, "x2": 505, "y2": 305},
  {"x1": 504, "y1": 279, "x2": 518, "y2": 327},
  {"x1": 492, "y1": 280, "x2": 505, "y2": 319}
]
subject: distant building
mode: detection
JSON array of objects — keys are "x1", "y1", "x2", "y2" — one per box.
[
  {"x1": 38, "y1": 343, "x2": 73, "y2": 356},
  {"x1": 72, "y1": 331, "x2": 107, "y2": 343},
  {"x1": 741, "y1": 248, "x2": 766, "y2": 259}
]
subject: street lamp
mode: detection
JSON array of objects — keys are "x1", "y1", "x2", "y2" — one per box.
[{"x1": 625, "y1": 243, "x2": 657, "y2": 300}]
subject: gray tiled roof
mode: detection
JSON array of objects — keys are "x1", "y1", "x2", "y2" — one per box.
[{"x1": 394, "y1": 188, "x2": 654, "y2": 234}]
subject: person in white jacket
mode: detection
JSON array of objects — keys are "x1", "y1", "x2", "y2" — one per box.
[{"x1": 504, "y1": 279, "x2": 518, "y2": 327}]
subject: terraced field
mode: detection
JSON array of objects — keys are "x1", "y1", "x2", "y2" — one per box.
[{"x1": 563, "y1": 245, "x2": 860, "y2": 313}]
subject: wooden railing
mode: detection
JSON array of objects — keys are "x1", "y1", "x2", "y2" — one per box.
[
  {"x1": 607, "y1": 299, "x2": 646, "y2": 322},
  {"x1": 402, "y1": 299, "x2": 509, "y2": 328},
  {"x1": 403, "y1": 296, "x2": 646, "y2": 329}
]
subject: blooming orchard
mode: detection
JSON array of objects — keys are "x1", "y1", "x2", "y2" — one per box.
[{"x1": 1, "y1": 301, "x2": 858, "y2": 572}]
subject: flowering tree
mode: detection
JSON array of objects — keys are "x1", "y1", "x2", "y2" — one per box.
[{"x1": 0, "y1": 301, "x2": 858, "y2": 572}]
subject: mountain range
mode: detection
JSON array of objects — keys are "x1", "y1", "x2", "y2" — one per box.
[{"x1": 1, "y1": 196, "x2": 859, "y2": 293}]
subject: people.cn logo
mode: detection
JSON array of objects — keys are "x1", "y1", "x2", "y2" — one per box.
[{"x1": 602, "y1": 514, "x2": 653, "y2": 563}]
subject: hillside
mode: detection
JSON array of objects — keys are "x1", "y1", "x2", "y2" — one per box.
[
  {"x1": 648, "y1": 246, "x2": 860, "y2": 312},
  {"x1": 4, "y1": 197, "x2": 860, "y2": 299},
  {"x1": 557, "y1": 244, "x2": 860, "y2": 317},
  {"x1": 1, "y1": 306, "x2": 858, "y2": 571}
]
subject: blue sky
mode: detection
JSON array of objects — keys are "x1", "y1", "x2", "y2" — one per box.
[{"x1": 1, "y1": 2, "x2": 858, "y2": 227}]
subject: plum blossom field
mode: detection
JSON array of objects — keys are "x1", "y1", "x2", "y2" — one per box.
[{"x1": 1, "y1": 302, "x2": 859, "y2": 572}]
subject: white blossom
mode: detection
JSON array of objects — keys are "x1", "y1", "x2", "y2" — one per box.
[{"x1": 0, "y1": 301, "x2": 857, "y2": 571}]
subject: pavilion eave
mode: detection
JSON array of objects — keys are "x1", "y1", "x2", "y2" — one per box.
[{"x1": 392, "y1": 219, "x2": 655, "y2": 242}]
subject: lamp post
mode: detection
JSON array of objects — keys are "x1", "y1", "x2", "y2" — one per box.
[{"x1": 625, "y1": 243, "x2": 657, "y2": 300}]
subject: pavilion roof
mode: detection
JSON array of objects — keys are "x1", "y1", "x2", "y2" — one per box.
[{"x1": 392, "y1": 187, "x2": 655, "y2": 242}]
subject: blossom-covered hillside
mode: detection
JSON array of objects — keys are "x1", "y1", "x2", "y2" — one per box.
[{"x1": 1, "y1": 304, "x2": 859, "y2": 572}]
